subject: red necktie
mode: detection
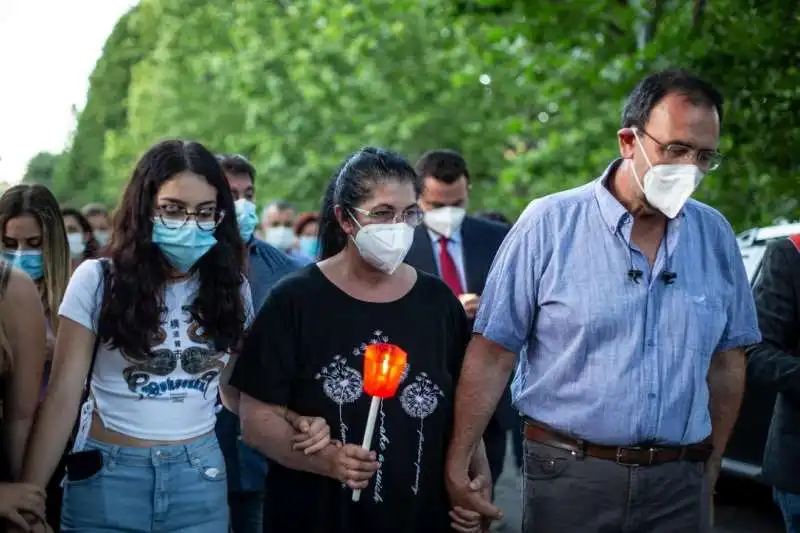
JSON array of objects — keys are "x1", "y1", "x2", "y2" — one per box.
[{"x1": 438, "y1": 237, "x2": 464, "y2": 296}]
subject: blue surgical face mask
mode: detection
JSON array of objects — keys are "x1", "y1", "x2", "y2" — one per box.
[
  {"x1": 298, "y1": 236, "x2": 319, "y2": 259},
  {"x1": 3, "y1": 250, "x2": 44, "y2": 280},
  {"x1": 151, "y1": 220, "x2": 217, "y2": 273},
  {"x1": 234, "y1": 199, "x2": 259, "y2": 242}
]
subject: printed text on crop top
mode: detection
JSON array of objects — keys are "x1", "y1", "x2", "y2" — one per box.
[{"x1": 58, "y1": 259, "x2": 254, "y2": 441}]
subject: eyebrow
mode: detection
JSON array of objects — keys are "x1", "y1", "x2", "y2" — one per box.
[
  {"x1": 159, "y1": 198, "x2": 217, "y2": 207},
  {"x1": 663, "y1": 139, "x2": 717, "y2": 151}
]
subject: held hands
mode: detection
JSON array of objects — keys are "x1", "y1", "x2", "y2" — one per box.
[
  {"x1": 329, "y1": 441, "x2": 380, "y2": 490},
  {"x1": 449, "y1": 475, "x2": 495, "y2": 533},
  {"x1": 446, "y1": 468, "x2": 502, "y2": 533},
  {"x1": 458, "y1": 293, "x2": 480, "y2": 320},
  {"x1": 0, "y1": 483, "x2": 46, "y2": 531},
  {"x1": 284, "y1": 411, "x2": 331, "y2": 455}
]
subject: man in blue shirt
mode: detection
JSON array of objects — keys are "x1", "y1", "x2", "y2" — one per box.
[
  {"x1": 444, "y1": 69, "x2": 761, "y2": 533},
  {"x1": 216, "y1": 153, "x2": 299, "y2": 533}
]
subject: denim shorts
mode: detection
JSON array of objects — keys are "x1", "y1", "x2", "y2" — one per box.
[{"x1": 61, "y1": 433, "x2": 228, "y2": 533}]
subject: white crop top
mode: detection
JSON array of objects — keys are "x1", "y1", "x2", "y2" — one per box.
[{"x1": 58, "y1": 259, "x2": 254, "y2": 441}]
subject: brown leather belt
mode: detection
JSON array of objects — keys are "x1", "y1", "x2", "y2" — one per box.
[{"x1": 524, "y1": 421, "x2": 713, "y2": 466}]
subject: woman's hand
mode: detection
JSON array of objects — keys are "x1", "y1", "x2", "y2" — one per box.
[
  {"x1": 284, "y1": 411, "x2": 331, "y2": 455},
  {"x1": 0, "y1": 482, "x2": 46, "y2": 530},
  {"x1": 328, "y1": 441, "x2": 380, "y2": 489}
]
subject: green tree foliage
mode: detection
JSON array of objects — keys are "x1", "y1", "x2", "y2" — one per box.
[
  {"x1": 51, "y1": 3, "x2": 158, "y2": 203},
  {"x1": 49, "y1": 0, "x2": 798, "y2": 230},
  {"x1": 22, "y1": 151, "x2": 61, "y2": 188}
]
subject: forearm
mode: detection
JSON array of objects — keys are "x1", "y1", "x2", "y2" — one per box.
[
  {"x1": 241, "y1": 402, "x2": 335, "y2": 478},
  {"x1": 4, "y1": 416, "x2": 34, "y2": 478},
  {"x1": 468, "y1": 438, "x2": 489, "y2": 477},
  {"x1": 707, "y1": 348, "x2": 747, "y2": 457},
  {"x1": 447, "y1": 336, "x2": 516, "y2": 470},
  {"x1": 22, "y1": 388, "x2": 82, "y2": 487}
]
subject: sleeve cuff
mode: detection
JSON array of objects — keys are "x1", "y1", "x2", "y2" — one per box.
[{"x1": 716, "y1": 331, "x2": 763, "y2": 353}]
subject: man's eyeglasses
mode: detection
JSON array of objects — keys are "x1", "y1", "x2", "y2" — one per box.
[
  {"x1": 351, "y1": 206, "x2": 424, "y2": 227},
  {"x1": 639, "y1": 129, "x2": 723, "y2": 172},
  {"x1": 155, "y1": 205, "x2": 224, "y2": 231}
]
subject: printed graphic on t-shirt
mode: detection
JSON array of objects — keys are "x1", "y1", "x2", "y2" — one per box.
[
  {"x1": 121, "y1": 305, "x2": 225, "y2": 401},
  {"x1": 314, "y1": 329, "x2": 443, "y2": 503}
]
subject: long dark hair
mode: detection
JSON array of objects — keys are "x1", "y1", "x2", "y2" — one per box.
[
  {"x1": 61, "y1": 207, "x2": 100, "y2": 261},
  {"x1": 99, "y1": 140, "x2": 246, "y2": 361},
  {"x1": 0, "y1": 184, "x2": 71, "y2": 332},
  {"x1": 318, "y1": 147, "x2": 419, "y2": 260}
]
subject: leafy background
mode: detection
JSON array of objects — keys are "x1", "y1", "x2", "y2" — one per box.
[{"x1": 22, "y1": 0, "x2": 800, "y2": 231}]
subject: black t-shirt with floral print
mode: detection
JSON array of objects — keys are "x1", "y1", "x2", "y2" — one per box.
[{"x1": 231, "y1": 265, "x2": 470, "y2": 533}]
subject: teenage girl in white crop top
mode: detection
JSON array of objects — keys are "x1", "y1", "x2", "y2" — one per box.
[{"x1": 21, "y1": 140, "x2": 330, "y2": 533}]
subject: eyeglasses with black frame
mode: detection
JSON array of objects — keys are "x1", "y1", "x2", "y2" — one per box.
[
  {"x1": 639, "y1": 129, "x2": 723, "y2": 172},
  {"x1": 155, "y1": 204, "x2": 225, "y2": 231},
  {"x1": 351, "y1": 206, "x2": 424, "y2": 227}
]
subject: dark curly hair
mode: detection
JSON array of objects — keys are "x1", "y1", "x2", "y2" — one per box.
[{"x1": 99, "y1": 140, "x2": 246, "y2": 361}]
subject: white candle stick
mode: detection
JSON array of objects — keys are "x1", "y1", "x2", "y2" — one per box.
[{"x1": 352, "y1": 395, "x2": 381, "y2": 502}]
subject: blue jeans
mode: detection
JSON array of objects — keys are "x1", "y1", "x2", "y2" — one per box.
[
  {"x1": 774, "y1": 488, "x2": 800, "y2": 533},
  {"x1": 61, "y1": 434, "x2": 228, "y2": 533}
]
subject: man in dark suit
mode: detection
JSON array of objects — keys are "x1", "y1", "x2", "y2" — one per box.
[
  {"x1": 404, "y1": 149, "x2": 515, "y2": 486},
  {"x1": 747, "y1": 234, "x2": 800, "y2": 533}
]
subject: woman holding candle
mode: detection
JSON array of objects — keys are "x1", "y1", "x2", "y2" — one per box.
[{"x1": 231, "y1": 147, "x2": 494, "y2": 533}]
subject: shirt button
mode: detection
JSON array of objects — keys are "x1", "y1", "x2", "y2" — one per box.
[
  {"x1": 646, "y1": 340, "x2": 656, "y2": 347},
  {"x1": 647, "y1": 393, "x2": 656, "y2": 399}
]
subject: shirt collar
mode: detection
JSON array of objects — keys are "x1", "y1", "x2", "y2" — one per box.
[
  {"x1": 427, "y1": 227, "x2": 462, "y2": 244},
  {"x1": 593, "y1": 159, "x2": 630, "y2": 235},
  {"x1": 593, "y1": 158, "x2": 687, "y2": 235}
]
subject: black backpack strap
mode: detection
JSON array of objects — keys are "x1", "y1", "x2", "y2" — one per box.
[
  {"x1": 81, "y1": 259, "x2": 110, "y2": 405},
  {"x1": 0, "y1": 260, "x2": 11, "y2": 299}
]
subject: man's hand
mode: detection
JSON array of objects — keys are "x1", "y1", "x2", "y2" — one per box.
[
  {"x1": 706, "y1": 455, "x2": 722, "y2": 527},
  {"x1": 284, "y1": 411, "x2": 330, "y2": 455},
  {"x1": 446, "y1": 464, "x2": 502, "y2": 527},
  {"x1": 458, "y1": 293, "x2": 480, "y2": 319},
  {"x1": 449, "y1": 475, "x2": 495, "y2": 533}
]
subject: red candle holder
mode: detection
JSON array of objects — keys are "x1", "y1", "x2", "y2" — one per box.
[{"x1": 362, "y1": 343, "x2": 407, "y2": 399}]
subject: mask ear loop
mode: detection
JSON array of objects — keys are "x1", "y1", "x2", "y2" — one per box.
[{"x1": 630, "y1": 128, "x2": 655, "y2": 197}]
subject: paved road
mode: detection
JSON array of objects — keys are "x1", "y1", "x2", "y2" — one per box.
[{"x1": 491, "y1": 441, "x2": 784, "y2": 533}]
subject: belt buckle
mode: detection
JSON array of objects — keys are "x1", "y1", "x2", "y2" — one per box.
[{"x1": 615, "y1": 447, "x2": 655, "y2": 466}]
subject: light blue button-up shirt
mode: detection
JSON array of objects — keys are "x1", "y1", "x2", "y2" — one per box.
[{"x1": 475, "y1": 160, "x2": 761, "y2": 446}]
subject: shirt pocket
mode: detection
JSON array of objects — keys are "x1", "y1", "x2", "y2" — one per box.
[{"x1": 682, "y1": 293, "x2": 726, "y2": 356}]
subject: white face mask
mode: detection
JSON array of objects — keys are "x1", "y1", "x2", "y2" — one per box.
[
  {"x1": 265, "y1": 226, "x2": 295, "y2": 250},
  {"x1": 631, "y1": 130, "x2": 705, "y2": 219},
  {"x1": 350, "y1": 217, "x2": 415, "y2": 275},
  {"x1": 94, "y1": 230, "x2": 110, "y2": 246},
  {"x1": 68, "y1": 232, "x2": 85, "y2": 258},
  {"x1": 424, "y1": 206, "x2": 466, "y2": 239}
]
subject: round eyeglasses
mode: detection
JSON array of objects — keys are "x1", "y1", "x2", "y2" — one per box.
[
  {"x1": 155, "y1": 205, "x2": 225, "y2": 231},
  {"x1": 351, "y1": 206, "x2": 424, "y2": 227}
]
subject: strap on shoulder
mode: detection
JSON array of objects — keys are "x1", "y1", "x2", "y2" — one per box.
[
  {"x1": 81, "y1": 259, "x2": 110, "y2": 405},
  {"x1": 0, "y1": 261, "x2": 11, "y2": 299},
  {"x1": 788, "y1": 234, "x2": 800, "y2": 253}
]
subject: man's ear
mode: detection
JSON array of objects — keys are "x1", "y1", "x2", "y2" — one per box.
[{"x1": 617, "y1": 127, "x2": 637, "y2": 159}]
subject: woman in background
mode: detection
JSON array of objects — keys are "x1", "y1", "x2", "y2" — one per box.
[
  {"x1": 80, "y1": 204, "x2": 111, "y2": 248},
  {"x1": 0, "y1": 259, "x2": 48, "y2": 532},
  {"x1": 293, "y1": 212, "x2": 320, "y2": 260},
  {"x1": 0, "y1": 184, "x2": 72, "y2": 532},
  {"x1": 61, "y1": 208, "x2": 100, "y2": 270}
]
